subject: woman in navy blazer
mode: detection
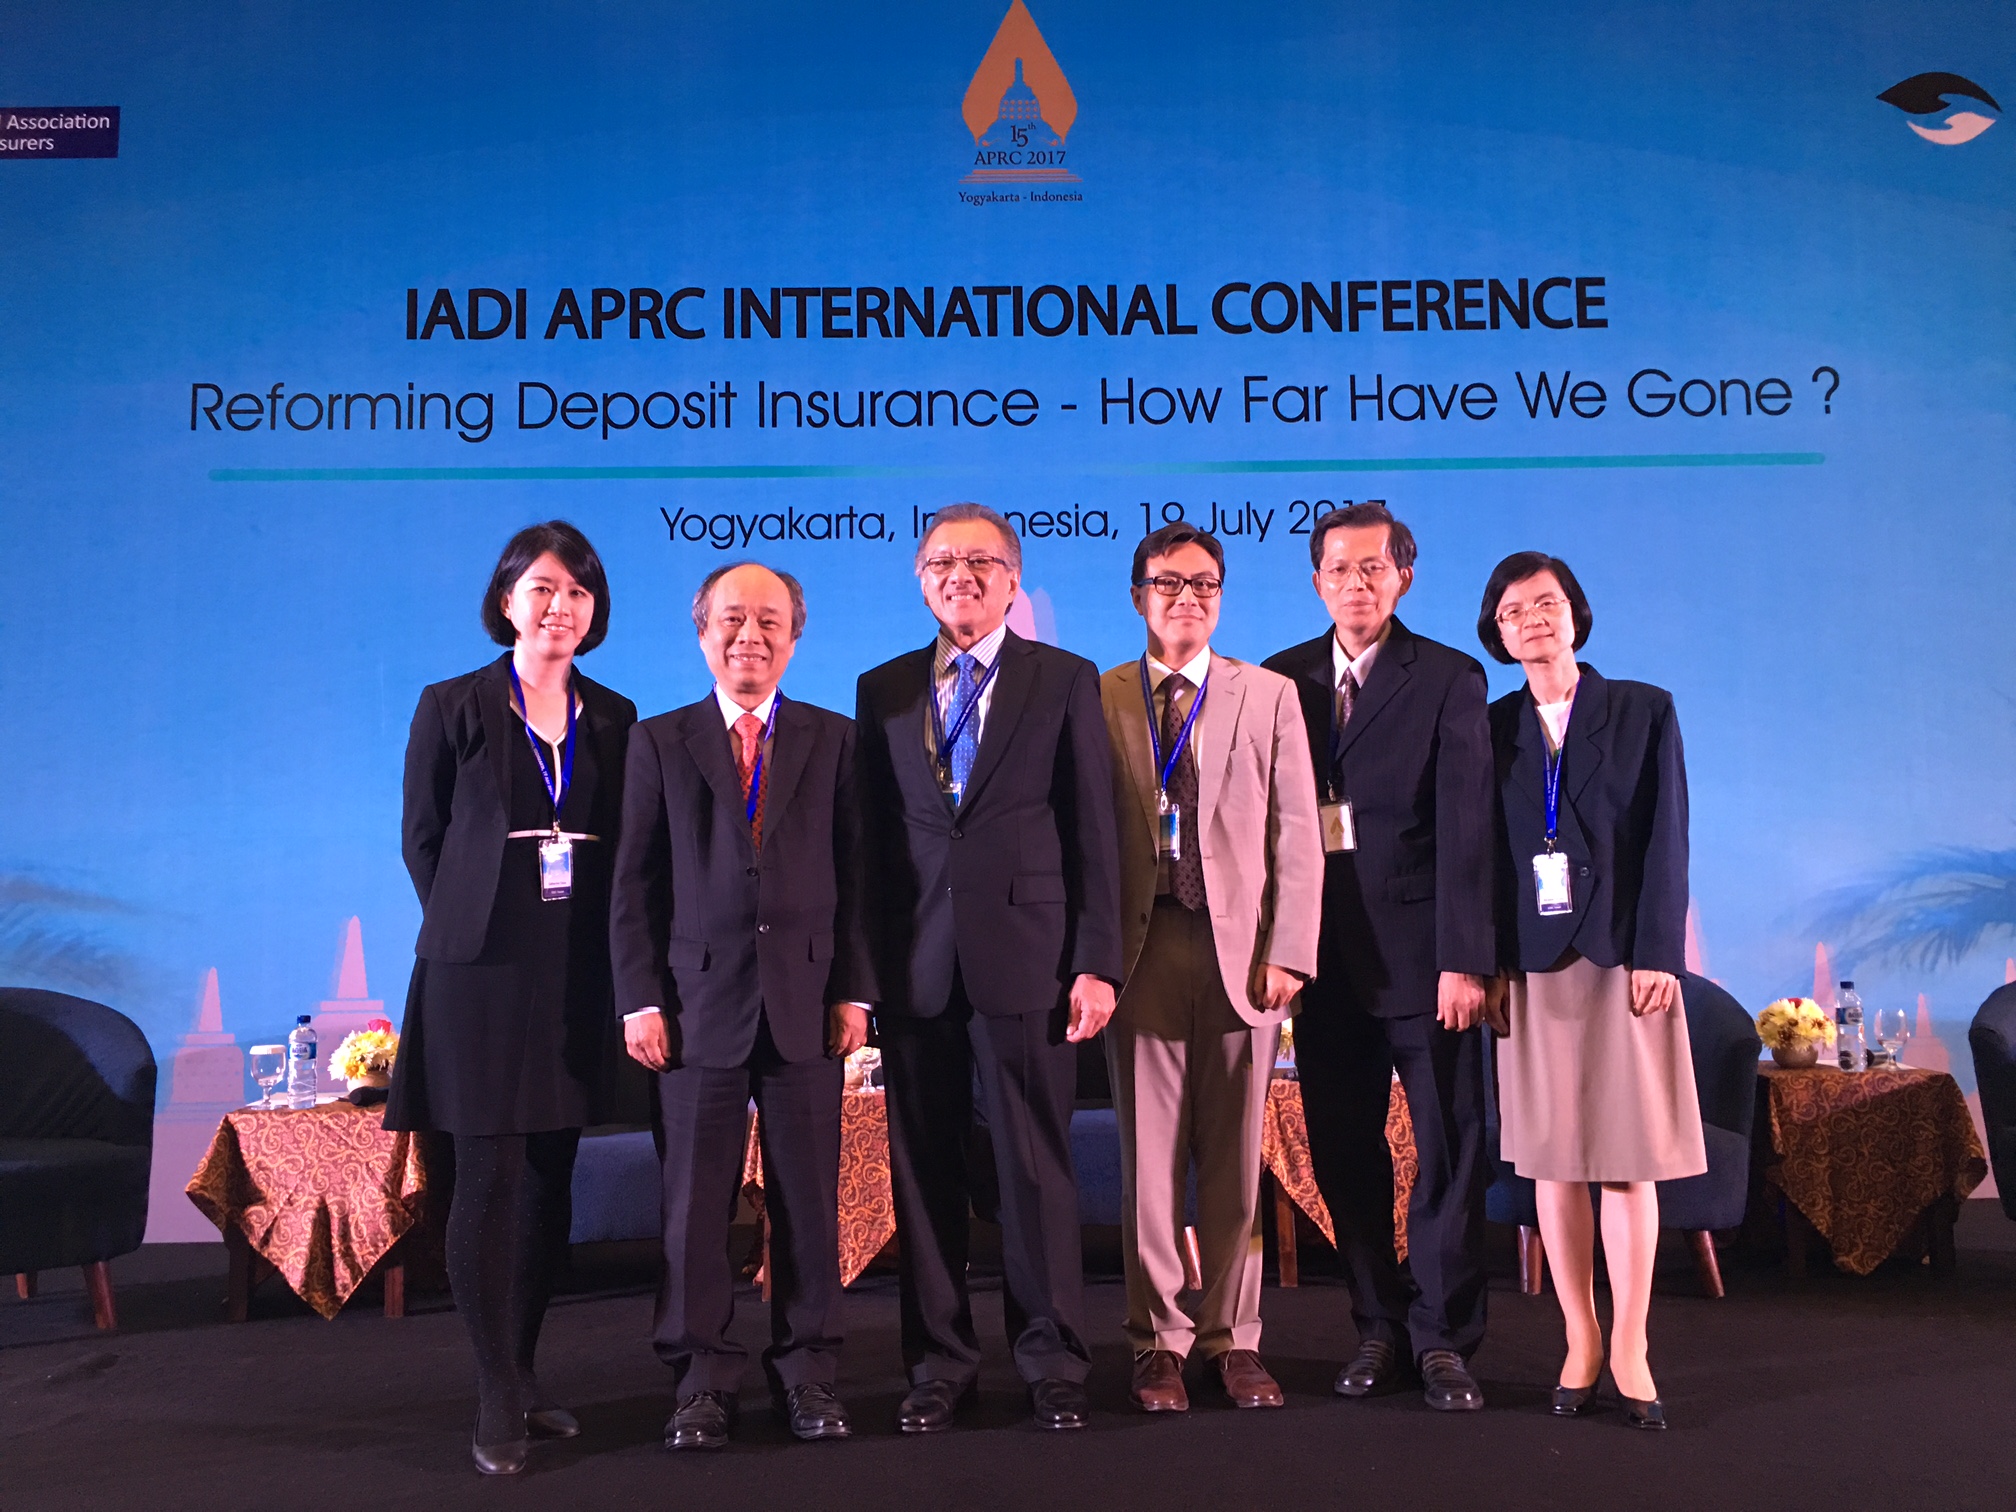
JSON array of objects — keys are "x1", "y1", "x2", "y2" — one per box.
[
  {"x1": 1477, "y1": 552, "x2": 1704, "y2": 1431},
  {"x1": 384, "y1": 521, "x2": 636, "y2": 1474}
]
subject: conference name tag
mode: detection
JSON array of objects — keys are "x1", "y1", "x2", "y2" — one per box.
[
  {"x1": 1319, "y1": 800, "x2": 1357, "y2": 853},
  {"x1": 1532, "y1": 851, "x2": 1572, "y2": 915},
  {"x1": 539, "y1": 836, "x2": 574, "y2": 901},
  {"x1": 1156, "y1": 794, "x2": 1184, "y2": 862}
]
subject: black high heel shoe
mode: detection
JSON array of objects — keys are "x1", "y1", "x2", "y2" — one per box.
[
  {"x1": 1551, "y1": 1383, "x2": 1600, "y2": 1417},
  {"x1": 471, "y1": 1431, "x2": 530, "y2": 1475},
  {"x1": 1618, "y1": 1392, "x2": 1668, "y2": 1431}
]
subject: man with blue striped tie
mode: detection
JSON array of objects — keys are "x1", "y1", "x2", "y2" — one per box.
[{"x1": 854, "y1": 503, "x2": 1124, "y2": 1435}]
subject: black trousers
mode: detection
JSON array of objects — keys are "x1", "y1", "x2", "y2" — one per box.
[
  {"x1": 881, "y1": 977, "x2": 1090, "y2": 1386},
  {"x1": 653, "y1": 1018, "x2": 844, "y2": 1396},
  {"x1": 1295, "y1": 1005, "x2": 1488, "y2": 1359}
]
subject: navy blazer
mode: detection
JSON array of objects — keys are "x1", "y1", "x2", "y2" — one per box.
[
  {"x1": 403, "y1": 654, "x2": 636, "y2": 964},
  {"x1": 608, "y1": 694, "x2": 875, "y2": 1069},
  {"x1": 1489, "y1": 665, "x2": 1689, "y2": 976},
  {"x1": 854, "y1": 629, "x2": 1124, "y2": 1019},
  {"x1": 1263, "y1": 618, "x2": 1497, "y2": 1019}
]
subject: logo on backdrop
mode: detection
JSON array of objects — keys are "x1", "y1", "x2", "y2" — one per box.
[
  {"x1": 959, "y1": 0, "x2": 1080, "y2": 200},
  {"x1": 1878, "y1": 72, "x2": 2000, "y2": 145}
]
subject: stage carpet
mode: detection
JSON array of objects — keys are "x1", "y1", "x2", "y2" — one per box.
[{"x1": 5, "y1": 1211, "x2": 2013, "y2": 1511}]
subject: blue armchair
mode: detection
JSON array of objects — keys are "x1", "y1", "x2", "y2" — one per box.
[
  {"x1": 1967, "y1": 983, "x2": 2016, "y2": 1221},
  {"x1": 1484, "y1": 971, "x2": 1760, "y2": 1297},
  {"x1": 1, "y1": 988, "x2": 157, "y2": 1329}
]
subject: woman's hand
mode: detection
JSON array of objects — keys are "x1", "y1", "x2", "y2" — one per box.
[
  {"x1": 1629, "y1": 970, "x2": 1679, "y2": 1018},
  {"x1": 1483, "y1": 974, "x2": 1512, "y2": 1037}
]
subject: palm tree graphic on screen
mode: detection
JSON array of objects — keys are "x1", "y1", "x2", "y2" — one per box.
[
  {"x1": 962, "y1": 1, "x2": 1081, "y2": 185},
  {"x1": 1818, "y1": 847, "x2": 2016, "y2": 970}
]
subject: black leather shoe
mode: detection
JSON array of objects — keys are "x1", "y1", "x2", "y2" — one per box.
[
  {"x1": 1030, "y1": 1378, "x2": 1090, "y2": 1431},
  {"x1": 525, "y1": 1406, "x2": 579, "y2": 1439},
  {"x1": 779, "y1": 1381, "x2": 852, "y2": 1442},
  {"x1": 1551, "y1": 1384, "x2": 1599, "y2": 1417},
  {"x1": 665, "y1": 1390, "x2": 735, "y2": 1451},
  {"x1": 898, "y1": 1378, "x2": 976, "y2": 1435},
  {"x1": 1334, "y1": 1338, "x2": 1401, "y2": 1397},
  {"x1": 1418, "y1": 1350, "x2": 1484, "y2": 1412},
  {"x1": 1620, "y1": 1393, "x2": 1668, "y2": 1430},
  {"x1": 471, "y1": 1433, "x2": 529, "y2": 1476}
]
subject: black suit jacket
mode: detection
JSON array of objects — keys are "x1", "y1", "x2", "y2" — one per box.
[
  {"x1": 1263, "y1": 618, "x2": 1496, "y2": 1019},
  {"x1": 403, "y1": 654, "x2": 636, "y2": 963},
  {"x1": 1489, "y1": 666, "x2": 1689, "y2": 976},
  {"x1": 608, "y1": 694, "x2": 875, "y2": 1069},
  {"x1": 855, "y1": 630, "x2": 1123, "y2": 1019}
]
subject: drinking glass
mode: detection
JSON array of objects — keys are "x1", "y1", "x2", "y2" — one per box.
[
  {"x1": 249, "y1": 1044, "x2": 286, "y2": 1107},
  {"x1": 1871, "y1": 1007, "x2": 1910, "y2": 1069}
]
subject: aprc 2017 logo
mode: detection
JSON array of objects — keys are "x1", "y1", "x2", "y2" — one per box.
[
  {"x1": 960, "y1": 1, "x2": 1080, "y2": 197},
  {"x1": 1878, "y1": 72, "x2": 2000, "y2": 145}
]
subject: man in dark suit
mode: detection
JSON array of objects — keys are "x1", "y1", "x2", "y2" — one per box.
[
  {"x1": 611, "y1": 561, "x2": 875, "y2": 1451},
  {"x1": 855, "y1": 502, "x2": 1123, "y2": 1434},
  {"x1": 1262, "y1": 501, "x2": 1497, "y2": 1412}
]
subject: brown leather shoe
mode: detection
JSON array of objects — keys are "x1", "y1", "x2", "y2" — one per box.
[
  {"x1": 1215, "y1": 1349, "x2": 1285, "y2": 1408},
  {"x1": 1129, "y1": 1350, "x2": 1189, "y2": 1413}
]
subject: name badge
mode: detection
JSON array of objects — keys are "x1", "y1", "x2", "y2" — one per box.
[
  {"x1": 1532, "y1": 851, "x2": 1573, "y2": 915},
  {"x1": 1156, "y1": 791, "x2": 1183, "y2": 862},
  {"x1": 1320, "y1": 800, "x2": 1357, "y2": 853},
  {"x1": 539, "y1": 835, "x2": 574, "y2": 901}
]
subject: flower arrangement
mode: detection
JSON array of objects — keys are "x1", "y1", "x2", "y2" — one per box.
[
  {"x1": 1756, "y1": 998, "x2": 1834, "y2": 1054},
  {"x1": 332, "y1": 1018, "x2": 400, "y2": 1084}
]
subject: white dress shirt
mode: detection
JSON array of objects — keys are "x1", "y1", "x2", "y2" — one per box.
[
  {"x1": 1330, "y1": 619, "x2": 1392, "y2": 693},
  {"x1": 1536, "y1": 689, "x2": 1577, "y2": 754}
]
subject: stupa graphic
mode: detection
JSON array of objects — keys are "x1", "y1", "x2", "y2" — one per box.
[{"x1": 961, "y1": 2, "x2": 1081, "y2": 185}]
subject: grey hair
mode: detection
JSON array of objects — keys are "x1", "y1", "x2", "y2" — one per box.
[
  {"x1": 691, "y1": 561, "x2": 807, "y2": 639},
  {"x1": 914, "y1": 501, "x2": 1023, "y2": 574}
]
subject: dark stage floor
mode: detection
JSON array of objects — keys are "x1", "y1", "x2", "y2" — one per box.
[{"x1": 6, "y1": 1209, "x2": 2015, "y2": 1512}]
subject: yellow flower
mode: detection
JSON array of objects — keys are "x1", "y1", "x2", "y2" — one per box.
[
  {"x1": 1755, "y1": 997, "x2": 1834, "y2": 1052},
  {"x1": 331, "y1": 1027, "x2": 400, "y2": 1082}
]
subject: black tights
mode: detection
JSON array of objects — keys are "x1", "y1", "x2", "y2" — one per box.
[{"x1": 444, "y1": 1129, "x2": 580, "y2": 1445}]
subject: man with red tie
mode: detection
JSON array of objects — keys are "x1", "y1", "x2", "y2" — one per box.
[{"x1": 611, "y1": 561, "x2": 875, "y2": 1452}]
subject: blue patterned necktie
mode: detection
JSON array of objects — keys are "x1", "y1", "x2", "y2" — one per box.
[{"x1": 948, "y1": 652, "x2": 982, "y2": 798}]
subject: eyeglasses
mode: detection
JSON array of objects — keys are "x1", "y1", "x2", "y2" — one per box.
[
  {"x1": 1318, "y1": 560, "x2": 1394, "y2": 586},
  {"x1": 1495, "y1": 594, "x2": 1569, "y2": 627},
  {"x1": 1135, "y1": 573, "x2": 1223, "y2": 599},
  {"x1": 921, "y1": 553, "x2": 1009, "y2": 579}
]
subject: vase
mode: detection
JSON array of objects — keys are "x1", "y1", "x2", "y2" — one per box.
[
  {"x1": 1771, "y1": 1042, "x2": 1820, "y2": 1070},
  {"x1": 356, "y1": 1070, "x2": 392, "y2": 1090}
]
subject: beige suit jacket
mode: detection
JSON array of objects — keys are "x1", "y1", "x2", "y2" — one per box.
[{"x1": 1100, "y1": 652, "x2": 1325, "y2": 1027}]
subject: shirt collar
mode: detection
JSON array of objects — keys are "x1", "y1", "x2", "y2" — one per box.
[
  {"x1": 1331, "y1": 620, "x2": 1392, "y2": 687},
  {"x1": 934, "y1": 622, "x2": 1009, "y2": 676},
  {"x1": 1146, "y1": 646, "x2": 1214, "y2": 689},
  {"x1": 713, "y1": 684, "x2": 780, "y2": 730}
]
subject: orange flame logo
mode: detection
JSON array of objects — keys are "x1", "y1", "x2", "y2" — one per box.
[{"x1": 962, "y1": 1, "x2": 1076, "y2": 142}]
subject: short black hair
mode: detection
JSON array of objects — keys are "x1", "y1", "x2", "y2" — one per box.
[
  {"x1": 1131, "y1": 521, "x2": 1226, "y2": 586},
  {"x1": 1307, "y1": 500, "x2": 1415, "y2": 571},
  {"x1": 691, "y1": 561, "x2": 808, "y2": 640},
  {"x1": 481, "y1": 520, "x2": 612, "y2": 653},
  {"x1": 1476, "y1": 551, "x2": 1593, "y2": 664}
]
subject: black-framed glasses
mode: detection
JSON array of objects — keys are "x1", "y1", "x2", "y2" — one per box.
[
  {"x1": 1135, "y1": 573, "x2": 1223, "y2": 599},
  {"x1": 921, "y1": 553, "x2": 1009, "y2": 578}
]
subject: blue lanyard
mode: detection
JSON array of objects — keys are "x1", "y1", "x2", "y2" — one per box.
[
  {"x1": 1140, "y1": 657, "x2": 1209, "y2": 795},
  {"x1": 729, "y1": 690, "x2": 784, "y2": 826},
  {"x1": 1539, "y1": 688, "x2": 1575, "y2": 850},
  {"x1": 508, "y1": 661, "x2": 576, "y2": 829},
  {"x1": 931, "y1": 654, "x2": 999, "y2": 779}
]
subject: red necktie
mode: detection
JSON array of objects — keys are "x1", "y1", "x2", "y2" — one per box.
[{"x1": 734, "y1": 712, "x2": 766, "y2": 848}]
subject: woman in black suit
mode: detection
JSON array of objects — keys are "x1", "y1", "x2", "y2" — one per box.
[
  {"x1": 1476, "y1": 552, "x2": 1704, "y2": 1431},
  {"x1": 385, "y1": 521, "x2": 636, "y2": 1474}
]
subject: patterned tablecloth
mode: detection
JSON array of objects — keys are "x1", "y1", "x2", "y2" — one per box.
[
  {"x1": 1261, "y1": 1076, "x2": 1417, "y2": 1260},
  {"x1": 741, "y1": 1089, "x2": 895, "y2": 1288},
  {"x1": 1761, "y1": 1065, "x2": 1986, "y2": 1275},
  {"x1": 186, "y1": 1100, "x2": 429, "y2": 1320}
]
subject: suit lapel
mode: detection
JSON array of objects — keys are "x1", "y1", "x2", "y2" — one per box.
[
  {"x1": 1563, "y1": 664, "x2": 1608, "y2": 804},
  {"x1": 1286, "y1": 633, "x2": 1334, "y2": 787},
  {"x1": 1194, "y1": 653, "x2": 1241, "y2": 828},
  {"x1": 1510, "y1": 693, "x2": 1548, "y2": 811},
  {"x1": 681, "y1": 700, "x2": 751, "y2": 843},
  {"x1": 887, "y1": 646, "x2": 942, "y2": 804},
  {"x1": 956, "y1": 630, "x2": 1034, "y2": 814},
  {"x1": 761, "y1": 697, "x2": 818, "y2": 834},
  {"x1": 1336, "y1": 618, "x2": 1415, "y2": 757},
  {"x1": 476, "y1": 655, "x2": 516, "y2": 817},
  {"x1": 1112, "y1": 664, "x2": 1163, "y2": 839}
]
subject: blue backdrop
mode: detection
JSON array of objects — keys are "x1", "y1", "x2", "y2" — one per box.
[{"x1": 3, "y1": 1, "x2": 2011, "y2": 1124}]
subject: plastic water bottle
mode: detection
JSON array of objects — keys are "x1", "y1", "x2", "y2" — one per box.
[
  {"x1": 286, "y1": 1015, "x2": 319, "y2": 1107},
  {"x1": 1836, "y1": 982, "x2": 1864, "y2": 1072}
]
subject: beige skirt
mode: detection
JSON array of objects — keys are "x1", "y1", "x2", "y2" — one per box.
[{"x1": 1498, "y1": 953, "x2": 1707, "y2": 1184}]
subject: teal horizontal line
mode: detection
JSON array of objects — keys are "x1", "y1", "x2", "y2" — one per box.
[{"x1": 209, "y1": 452, "x2": 1823, "y2": 484}]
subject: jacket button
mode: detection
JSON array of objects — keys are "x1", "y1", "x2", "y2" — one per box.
[
  {"x1": 1577, "y1": 866, "x2": 1590, "y2": 877},
  {"x1": 950, "y1": 828, "x2": 963, "y2": 839},
  {"x1": 757, "y1": 924, "x2": 771, "y2": 934},
  {"x1": 746, "y1": 866, "x2": 759, "y2": 878}
]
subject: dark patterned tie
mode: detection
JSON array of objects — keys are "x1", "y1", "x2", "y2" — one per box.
[
  {"x1": 734, "y1": 712, "x2": 766, "y2": 848},
  {"x1": 1161, "y1": 673, "x2": 1207, "y2": 911},
  {"x1": 1336, "y1": 665, "x2": 1358, "y2": 730}
]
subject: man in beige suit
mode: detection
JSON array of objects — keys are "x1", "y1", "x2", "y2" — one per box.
[{"x1": 1100, "y1": 522, "x2": 1325, "y2": 1415}]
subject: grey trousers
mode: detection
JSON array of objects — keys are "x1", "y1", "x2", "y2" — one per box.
[{"x1": 1106, "y1": 898, "x2": 1280, "y2": 1359}]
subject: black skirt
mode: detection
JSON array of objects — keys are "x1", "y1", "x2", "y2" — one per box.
[{"x1": 385, "y1": 711, "x2": 617, "y2": 1136}]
